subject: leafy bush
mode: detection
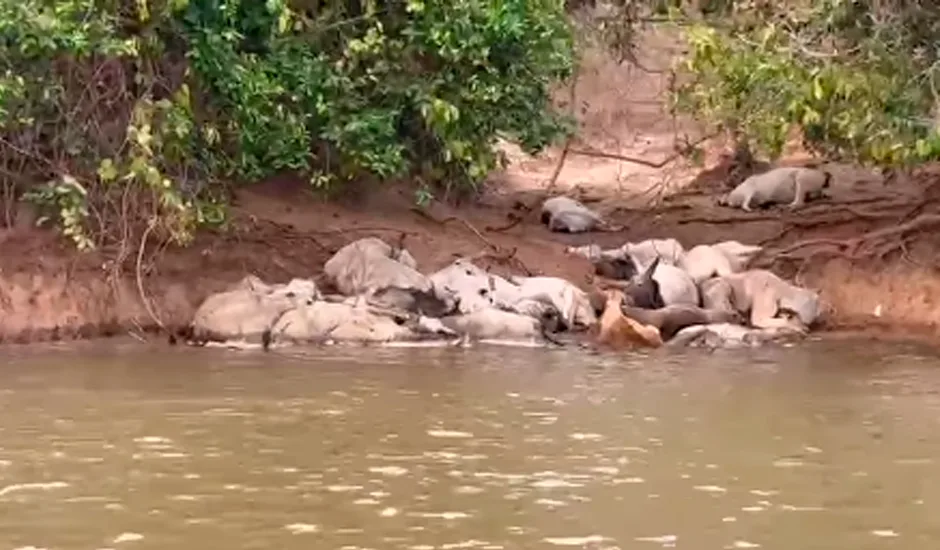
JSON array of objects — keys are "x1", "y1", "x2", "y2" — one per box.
[
  {"x1": 586, "y1": 0, "x2": 940, "y2": 168},
  {"x1": 668, "y1": 0, "x2": 940, "y2": 166},
  {"x1": 0, "y1": 0, "x2": 575, "y2": 250}
]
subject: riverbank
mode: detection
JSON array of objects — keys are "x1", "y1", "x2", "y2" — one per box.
[
  {"x1": 2, "y1": 164, "x2": 940, "y2": 346},
  {"x1": 4, "y1": 37, "x2": 940, "y2": 348}
]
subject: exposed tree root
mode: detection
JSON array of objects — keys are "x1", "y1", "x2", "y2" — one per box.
[
  {"x1": 754, "y1": 203, "x2": 917, "y2": 247},
  {"x1": 135, "y1": 220, "x2": 168, "y2": 337},
  {"x1": 754, "y1": 212, "x2": 940, "y2": 274},
  {"x1": 678, "y1": 198, "x2": 914, "y2": 227},
  {"x1": 485, "y1": 211, "x2": 524, "y2": 233},
  {"x1": 664, "y1": 191, "x2": 929, "y2": 270}
]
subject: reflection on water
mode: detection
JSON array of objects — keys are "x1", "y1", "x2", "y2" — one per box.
[{"x1": 1, "y1": 339, "x2": 940, "y2": 549}]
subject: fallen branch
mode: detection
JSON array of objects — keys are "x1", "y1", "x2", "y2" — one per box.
[
  {"x1": 621, "y1": 177, "x2": 672, "y2": 206},
  {"x1": 413, "y1": 207, "x2": 533, "y2": 274},
  {"x1": 567, "y1": 147, "x2": 676, "y2": 168},
  {"x1": 485, "y1": 212, "x2": 524, "y2": 233},
  {"x1": 409, "y1": 207, "x2": 489, "y2": 245},
  {"x1": 464, "y1": 247, "x2": 533, "y2": 276},
  {"x1": 567, "y1": 131, "x2": 718, "y2": 169},
  {"x1": 546, "y1": 139, "x2": 573, "y2": 194}
]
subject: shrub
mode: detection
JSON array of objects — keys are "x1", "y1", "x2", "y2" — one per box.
[
  {"x1": 589, "y1": 1, "x2": 940, "y2": 168},
  {"x1": 0, "y1": 0, "x2": 575, "y2": 250}
]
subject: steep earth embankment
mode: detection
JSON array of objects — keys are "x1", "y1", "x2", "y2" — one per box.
[{"x1": 2, "y1": 38, "x2": 940, "y2": 345}]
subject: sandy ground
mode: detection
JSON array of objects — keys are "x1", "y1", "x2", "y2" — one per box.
[{"x1": 2, "y1": 34, "x2": 940, "y2": 345}]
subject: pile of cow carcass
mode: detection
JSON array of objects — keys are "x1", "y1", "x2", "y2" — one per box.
[
  {"x1": 565, "y1": 237, "x2": 824, "y2": 349},
  {"x1": 185, "y1": 236, "x2": 596, "y2": 350},
  {"x1": 184, "y1": 233, "x2": 825, "y2": 351}
]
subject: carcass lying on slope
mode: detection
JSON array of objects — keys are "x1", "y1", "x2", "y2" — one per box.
[
  {"x1": 182, "y1": 234, "x2": 823, "y2": 352},
  {"x1": 185, "y1": 238, "x2": 599, "y2": 349},
  {"x1": 570, "y1": 237, "x2": 823, "y2": 349}
]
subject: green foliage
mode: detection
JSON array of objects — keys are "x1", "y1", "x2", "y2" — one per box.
[
  {"x1": 1, "y1": 0, "x2": 214, "y2": 250},
  {"x1": 24, "y1": 175, "x2": 94, "y2": 250},
  {"x1": 182, "y1": 0, "x2": 574, "y2": 188},
  {"x1": 667, "y1": 0, "x2": 940, "y2": 166},
  {"x1": 0, "y1": 0, "x2": 575, "y2": 250}
]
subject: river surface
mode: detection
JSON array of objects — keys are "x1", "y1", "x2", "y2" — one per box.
[{"x1": 2, "y1": 339, "x2": 940, "y2": 549}]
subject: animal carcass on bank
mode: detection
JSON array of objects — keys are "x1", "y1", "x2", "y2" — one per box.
[
  {"x1": 323, "y1": 237, "x2": 427, "y2": 296},
  {"x1": 267, "y1": 298, "x2": 456, "y2": 346},
  {"x1": 188, "y1": 275, "x2": 320, "y2": 344},
  {"x1": 701, "y1": 269, "x2": 822, "y2": 332},
  {"x1": 540, "y1": 196, "x2": 605, "y2": 233},
  {"x1": 718, "y1": 166, "x2": 832, "y2": 211},
  {"x1": 428, "y1": 258, "x2": 562, "y2": 324},
  {"x1": 667, "y1": 322, "x2": 806, "y2": 349},
  {"x1": 438, "y1": 308, "x2": 553, "y2": 346},
  {"x1": 509, "y1": 275, "x2": 597, "y2": 329},
  {"x1": 323, "y1": 237, "x2": 456, "y2": 315}
]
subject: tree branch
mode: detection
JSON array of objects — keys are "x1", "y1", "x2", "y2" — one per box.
[{"x1": 567, "y1": 131, "x2": 717, "y2": 169}]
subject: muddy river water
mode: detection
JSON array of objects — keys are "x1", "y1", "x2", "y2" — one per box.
[{"x1": 1, "y1": 339, "x2": 940, "y2": 549}]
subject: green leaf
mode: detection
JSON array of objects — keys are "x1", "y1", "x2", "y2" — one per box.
[{"x1": 97, "y1": 158, "x2": 118, "y2": 183}]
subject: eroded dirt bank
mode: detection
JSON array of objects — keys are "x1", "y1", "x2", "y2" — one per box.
[
  {"x1": 2, "y1": 167, "x2": 940, "y2": 345},
  {"x1": 4, "y1": 38, "x2": 940, "y2": 346}
]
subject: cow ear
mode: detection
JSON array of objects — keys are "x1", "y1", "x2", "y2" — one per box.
[{"x1": 640, "y1": 256, "x2": 660, "y2": 282}]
